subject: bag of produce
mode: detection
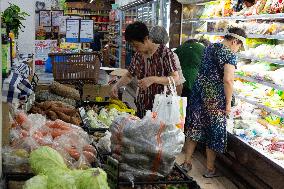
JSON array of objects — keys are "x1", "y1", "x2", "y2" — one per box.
[
  {"x1": 27, "y1": 146, "x2": 109, "y2": 189},
  {"x1": 110, "y1": 111, "x2": 185, "y2": 182},
  {"x1": 52, "y1": 131, "x2": 97, "y2": 169}
]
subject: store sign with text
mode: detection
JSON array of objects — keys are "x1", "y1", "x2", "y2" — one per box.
[{"x1": 35, "y1": 40, "x2": 58, "y2": 61}]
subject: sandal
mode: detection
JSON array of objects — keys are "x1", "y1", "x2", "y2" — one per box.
[
  {"x1": 203, "y1": 169, "x2": 221, "y2": 178},
  {"x1": 180, "y1": 162, "x2": 192, "y2": 172}
]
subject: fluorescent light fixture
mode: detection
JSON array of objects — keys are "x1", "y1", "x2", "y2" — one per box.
[{"x1": 89, "y1": 0, "x2": 94, "y2": 3}]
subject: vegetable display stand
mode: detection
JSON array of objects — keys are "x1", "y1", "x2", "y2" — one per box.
[
  {"x1": 103, "y1": 156, "x2": 201, "y2": 189},
  {"x1": 78, "y1": 100, "x2": 134, "y2": 134},
  {"x1": 49, "y1": 52, "x2": 101, "y2": 84}
]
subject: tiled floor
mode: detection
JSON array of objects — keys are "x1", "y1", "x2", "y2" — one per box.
[{"x1": 176, "y1": 152, "x2": 238, "y2": 189}]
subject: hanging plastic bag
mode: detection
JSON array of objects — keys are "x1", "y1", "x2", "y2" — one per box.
[{"x1": 152, "y1": 77, "x2": 187, "y2": 129}]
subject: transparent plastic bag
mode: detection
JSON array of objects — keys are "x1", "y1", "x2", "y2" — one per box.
[
  {"x1": 2, "y1": 147, "x2": 31, "y2": 173},
  {"x1": 97, "y1": 131, "x2": 111, "y2": 153},
  {"x1": 110, "y1": 111, "x2": 185, "y2": 182}
]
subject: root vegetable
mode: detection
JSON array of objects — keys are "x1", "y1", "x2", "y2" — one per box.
[
  {"x1": 46, "y1": 111, "x2": 58, "y2": 121},
  {"x1": 49, "y1": 82, "x2": 80, "y2": 100}
]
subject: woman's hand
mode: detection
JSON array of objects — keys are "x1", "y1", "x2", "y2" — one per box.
[
  {"x1": 138, "y1": 77, "x2": 154, "y2": 90},
  {"x1": 110, "y1": 85, "x2": 119, "y2": 99},
  {"x1": 225, "y1": 102, "x2": 231, "y2": 116}
]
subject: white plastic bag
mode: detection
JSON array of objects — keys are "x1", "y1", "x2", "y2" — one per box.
[{"x1": 152, "y1": 77, "x2": 187, "y2": 128}]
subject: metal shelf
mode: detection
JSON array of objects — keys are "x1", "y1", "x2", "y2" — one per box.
[
  {"x1": 195, "y1": 32, "x2": 284, "y2": 40},
  {"x1": 235, "y1": 95, "x2": 284, "y2": 118},
  {"x1": 183, "y1": 13, "x2": 284, "y2": 22},
  {"x1": 235, "y1": 74, "x2": 284, "y2": 91},
  {"x1": 237, "y1": 54, "x2": 284, "y2": 65}
]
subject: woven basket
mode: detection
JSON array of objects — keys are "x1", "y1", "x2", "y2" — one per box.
[{"x1": 50, "y1": 52, "x2": 101, "y2": 84}]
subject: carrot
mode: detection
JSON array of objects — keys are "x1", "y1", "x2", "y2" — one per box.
[
  {"x1": 15, "y1": 112, "x2": 28, "y2": 125},
  {"x1": 47, "y1": 120, "x2": 70, "y2": 130},
  {"x1": 83, "y1": 151, "x2": 96, "y2": 163},
  {"x1": 51, "y1": 129, "x2": 68, "y2": 138},
  {"x1": 83, "y1": 145, "x2": 96, "y2": 155},
  {"x1": 67, "y1": 147, "x2": 80, "y2": 160}
]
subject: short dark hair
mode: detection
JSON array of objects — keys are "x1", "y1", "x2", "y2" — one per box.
[
  {"x1": 244, "y1": 0, "x2": 255, "y2": 4},
  {"x1": 224, "y1": 27, "x2": 247, "y2": 44},
  {"x1": 125, "y1": 22, "x2": 149, "y2": 43}
]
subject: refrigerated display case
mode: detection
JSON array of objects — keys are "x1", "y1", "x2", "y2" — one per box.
[{"x1": 180, "y1": 1, "x2": 284, "y2": 188}]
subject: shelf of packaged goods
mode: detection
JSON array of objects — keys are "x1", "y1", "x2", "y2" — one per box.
[
  {"x1": 110, "y1": 54, "x2": 119, "y2": 60},
  {"x1": 94, "y1": 22, "x2": 110, "y2": 24},
  {"x1": 109, "y1": 32, "x2": 119, "y2": 35},
  {"x1": 66, "y1": 13, "x2": 109, "y2": 16},
  {"x1": 234, "y1": 95, "x2": 284, "y2": 118},
  {"x1": 109, "y1": 43, "x2": 119, "y2": 48},
  {"x1": 195, "y1": 32, "x2": 284, "y2": 40},
  {"x1": 235, "y1": 74, "x2": 284, "y2": 91},
  {"x1": 183, "y1": 13, "x2": 284, "y2": 22},
  {"x1": 237, "y1": 54, "x2": 284, "y2": 65},
  {"x1": 98, "y1": 31, "x2": 109, "y2": 33}
]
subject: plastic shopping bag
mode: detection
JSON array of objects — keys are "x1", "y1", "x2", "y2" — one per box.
[{"x1": 152, "y1": 77, "x2": 187, "y2": 128}]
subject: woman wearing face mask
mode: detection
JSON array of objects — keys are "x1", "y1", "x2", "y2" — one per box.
[{"x1": 182, "y1": 27, "x2": 247, "y2": 178}]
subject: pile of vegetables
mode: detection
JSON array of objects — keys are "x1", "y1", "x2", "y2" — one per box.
[
  {"x1": 85, "y1": 99, "x2": 135, "y2": 129},
  {"x1": 23, "y1": 146, "x2": 109, "y2": 189},
  {"x1": 5, "y1": 112, "x2": 97, "y2": 170},
  {"x1": 29, "y1": 101, "x2": 81, "y2": 125},
  {"x1": 35, "y1": 82, "x2": 81, "y2": 107}
]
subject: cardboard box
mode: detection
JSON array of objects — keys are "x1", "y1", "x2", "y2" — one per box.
[
  {"x1": 2, "y1": 102, "x2": 11, "y2": 146},
  {"x1": 83, "y1": 84, "x2": 112, "y2": 100}
]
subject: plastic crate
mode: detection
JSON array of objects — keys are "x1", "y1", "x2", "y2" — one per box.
[
  {"x1": 103, "y1": 156, "x2": 201, "y2": 189},
  {"x1": 49, "y1": 52, "x2": 101, "y2": 84}
]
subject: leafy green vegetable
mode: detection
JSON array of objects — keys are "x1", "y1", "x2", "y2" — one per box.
[
  {"x1": 27, "y1": 147, "x2": 110, "y2": 189},
  {"x1": 30, "y1": 146, "x2": 68, "y2": 175},
  {"x1": 1, "y1": 3, "x2": 30, "y2": 37},
  {"x1": 23, "y1": 175, "x2": 48, "y2": 189},
  {"x1": 75, "y1": 168, "x2": 110, "y2": 189},
  {"x1": 47, "y1": 171, "x2": 77, "y2": 189}
]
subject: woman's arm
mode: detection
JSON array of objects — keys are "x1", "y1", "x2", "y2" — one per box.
[
  {"x1": 110, "y1": 71, "x2": 133, "y2": 98},
  {"x1": 153, "y1": 71, "x2": 180, "y2": 85},
  {"x1": 137, "y1": 71, "x2": 180, "y2": 90},
  {"x1": 223, "y1": 64, "x2": 235, "y2": 114}
]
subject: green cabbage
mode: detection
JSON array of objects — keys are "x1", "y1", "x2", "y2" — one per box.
[
  {"x1": 75, "y1": 168, "x2": 109, "y2": 189},
  {"x1": 23, "y1": 175, "x2": 48, "y2": 189},
  {"x1": 47, "y1": 171, "x2": 77, "y2": 189},
  {"x1": 30, "y1": 146, "x2": 68, "y2": 175}
]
